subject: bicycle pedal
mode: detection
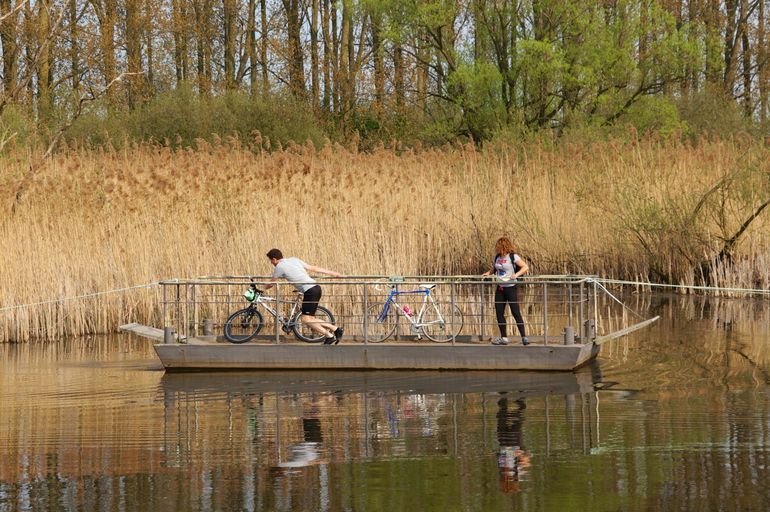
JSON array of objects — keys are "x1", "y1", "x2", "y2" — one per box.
[{"x1": 281, "y1": 326, "x2": 291, "y2": 334}]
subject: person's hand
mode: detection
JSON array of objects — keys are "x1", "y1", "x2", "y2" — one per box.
[{"x1": 481, "y1": 271, "x2": 491, "y2": 277}]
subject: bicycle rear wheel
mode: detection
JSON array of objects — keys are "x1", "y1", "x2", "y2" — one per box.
[
  {"x1": 223, "y1": 307, "x2": 264, "y2": 343},
  {"x1": 291, "y1": 306, "x2": 335, "y2": 343},
  {"x1": 364, "y1": 304, "x2": 398, "y2": 342},
  {"x1": 421, "y1": 303, "x2": 463, "y2": 342}
]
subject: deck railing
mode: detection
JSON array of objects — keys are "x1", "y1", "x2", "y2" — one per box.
[{"x1": 157, "y1": 275, "x2": 629, "y2": 345}]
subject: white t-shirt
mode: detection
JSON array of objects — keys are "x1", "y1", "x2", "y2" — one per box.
[
  {"x1": 494, "y1": 253, "x2": 522, "y2": 288},
  {"x1": 271, "y1": 257, "x2": 317, "y2": 292}
]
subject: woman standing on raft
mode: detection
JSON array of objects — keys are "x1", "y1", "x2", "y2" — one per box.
[{"x1": 482, "y1": 236, "x2": 530, "y2": 346}]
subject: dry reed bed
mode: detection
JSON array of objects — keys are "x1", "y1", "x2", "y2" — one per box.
[{"x1": 0, "y1": 138, "x2": 768, "y2": 341}]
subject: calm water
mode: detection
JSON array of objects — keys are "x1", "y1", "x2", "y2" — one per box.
[{"x1": 1, "y1": 294, "x2": 769, "y2": 511}]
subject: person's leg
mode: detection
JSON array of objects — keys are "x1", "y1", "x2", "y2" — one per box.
[
  {"x1": 300, "y1": 286, "x2": 342, "y2": 343},
  {"x1": 300, "y1": 314, "x2": 335, "y2": 335},
  {"x1": 300, "y1": 286, "x2": 336, "y2": 337},
  {"x1": 494, "y1": 286, "x2": 508, "y2": 338},
  {"x1": 505, "y1": 286, "x2": 527, "y2": 341}
]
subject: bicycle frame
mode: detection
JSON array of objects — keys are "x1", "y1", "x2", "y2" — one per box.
[
  {"x1": 251, "y1": 293, "x2": 303, "y2": 329},
  {"x1": 376, "y1": 286, "x2": 446, "y2": 330}
]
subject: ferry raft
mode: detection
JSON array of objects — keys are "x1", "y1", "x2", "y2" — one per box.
[{"x1": 121, "y1": 275, "x2": 658, "y2": 372}]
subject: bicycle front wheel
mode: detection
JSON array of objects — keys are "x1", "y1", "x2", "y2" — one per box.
[
  {"x1": 364, "y1": 304, "x2": 397, "y2": 342},
  {"x1": 291, "y1": 306, "x2": 336, "y2": 343},
  {"x1": 223, "y1": 307, "x2": 264, "y2": 343},
  {"x1": 421, "y1": 303, "x2": 464, "y2": 342}
]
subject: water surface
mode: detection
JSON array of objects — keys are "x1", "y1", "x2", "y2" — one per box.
[{"x1": 1, "y1": 294, "x2": 769, "y2": 511}]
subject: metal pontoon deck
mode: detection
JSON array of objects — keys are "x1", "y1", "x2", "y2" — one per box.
[{"x1": 120, "y1": 275, "x2": 657, "y2": 371}]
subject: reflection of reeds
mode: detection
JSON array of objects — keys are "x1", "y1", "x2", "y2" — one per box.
[{"x1": 1, "y1": 138, "x2": 768, "y2": 341}]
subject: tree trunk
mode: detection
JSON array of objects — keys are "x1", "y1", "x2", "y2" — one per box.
[
  {"x1": 36, "y1": 0, "x2": 52, "y2": 120},
  {"x1": 724, "y1": 0, "x2": 739, "y2": 92},
  {"x1": 126, "y1": 0, "x2": 143, "y2": 108},
  {"x1": 68, "y1": 0, "x2": 79, "y2": 97},
  {"x1": 331, "y1": 0, "x2": 339, "y2": 110},
  {"x1": 339, "y1": 0, "x2": 350, "y2": 114},
  {"x1": 310, "y1": 0, "x2": 319, "y2": 108},
  {"x1": 172, "y1": 0, "x2": 186, "y2": 84},
  {"x1": 393, "y1": 41, "x2": 404, "y2": 108},
  {"x1": 740, "y1": 0, "x2": 752, "y2": 115},
  {"x1": 759, "y1": 0, "x2": 767, "y2": 126},
  {"x1": 283, "y1": 0, "x2": 305, "y2": 99},
  {"x1": 247, "y1": 0, "x2": 257, "y2": 94},
  {"x1": 371, "y1": 11, "x2": 384, "y2": 109},
  {"x1": 89, "y1": 0, "x2": 117, "y2": 105},
  {"x1": 321, "y1": 0, "x2": 331, "y2": 109},
  {"x1": 193, "y1": 0, "x2": 211, "y2": 94},
  {"x1": 145, "y1": 0, "x2": 155, "y2": 93},
  {"x1": 260, "y1": 0, "x2": 268, "y2": 92},
  {"x1": 416, "y1": 31, "x2": 427, "y2": 113},
  {"x1": 223, "y1": 0, "x2": 236, "y2": 90},
  {"x1": 704, "y1": 0, "x2": 721, "y2": 83},
  {"x1": 0, "y1": 0, "x2": 19, "y2": 96}
]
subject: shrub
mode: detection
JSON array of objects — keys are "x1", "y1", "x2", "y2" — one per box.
[{"x1": 66, "y1": 86, "x2": 325, "y2": 149}]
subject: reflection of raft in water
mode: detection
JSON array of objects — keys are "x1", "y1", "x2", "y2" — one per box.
[
  {"x1": 123, "y1": 276, "x2": 658, "y2": 372},
  {"x1": 159, "y1": 365, "x2": 601, "y2": 397}
]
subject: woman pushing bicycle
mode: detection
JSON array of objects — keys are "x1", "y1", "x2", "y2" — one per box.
[
  {"x1": 482, "y1": 236, "x2": 529, "y2": 346},
  {"x1": 263, "y1": 248, "x2": 344, "y2": 345}
]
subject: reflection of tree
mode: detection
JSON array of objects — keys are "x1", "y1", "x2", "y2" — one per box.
[{"x1": 496, "y1": 395, "x2": 531, "y2": 493}]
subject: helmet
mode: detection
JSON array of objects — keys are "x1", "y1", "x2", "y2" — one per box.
[{"x1": 243, "y1": 288, "x2": 258, "y2": 302}]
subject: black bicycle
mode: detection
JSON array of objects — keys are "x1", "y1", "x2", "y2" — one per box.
[{"x1": 223, "y1": 284, "x2": 335, "y2": 343}]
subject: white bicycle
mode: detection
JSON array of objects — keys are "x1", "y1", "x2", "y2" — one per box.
[{"x1": 365, "y1": 283, "x2": 464, "y2": 343}]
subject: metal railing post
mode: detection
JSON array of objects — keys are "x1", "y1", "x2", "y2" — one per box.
[
  {"x1": 593, "y1": 280, "x2": 598, "y2": 341},
  {"x1": 275, "y1": 284, "x2": 281, "y2": 344},
  {"x1": 543, "y1": 282, "x2": 548, "y2": 345},
  {"x1": 394, "y1": 283, "x2": 400, "y2": 342},
  {"x1": 478, "y1": 282, "x2": 485, "y2": 342},
  {"x1": 182, "y1": 283, "x2": 189, "y2": 343},
  {"x1": 192, "y1": 284, "x2": 198, "y2": 338},
  {"x1": 363, "y1": 283, "x2": 369, "y2": 344},
  {"x1": 578, "y1": 281, "x2": 584, "y2": 342},
  {"x1": 175, "y1": 283, "x2": 181, "y2": 343},
  {"x1": 450, "y1": 280, "x2": 456, "y2": 345},
  {"x1": 162, "y1": 283, "x2": 168, "y2": 332}
]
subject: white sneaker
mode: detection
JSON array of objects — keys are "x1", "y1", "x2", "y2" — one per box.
[{"x1": 491, "y1": 337, "x2": 509, "y2": 345}]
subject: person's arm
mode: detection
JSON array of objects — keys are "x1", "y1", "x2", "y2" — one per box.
[
  {"x1": 304, "y1": 263, "x2": 342, "y2": 278},
  {"x1": 481, "y1": 257, "x2": 495, "y2": 276},
  {"x1": 513, "y1": 257, "x2": 529, "y2": 279},
  {"x1": 264, "y1": 267, "x2": 282, "y2": 290}
]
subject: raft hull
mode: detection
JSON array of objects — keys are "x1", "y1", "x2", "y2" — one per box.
[{"x1": 153, "y1": 341, "x2": 600, "y2": 371}]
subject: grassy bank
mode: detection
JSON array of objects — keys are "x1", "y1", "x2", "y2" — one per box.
[{"x1": 1, "y1": 137, "x2": 769, "y2": 341}]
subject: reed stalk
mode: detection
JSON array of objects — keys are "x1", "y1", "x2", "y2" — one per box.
[{"x1": 1, "y1": 137, "x2": 768, "y2": 341}]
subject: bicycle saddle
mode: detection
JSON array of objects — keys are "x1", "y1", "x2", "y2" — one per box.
[{"x1": 419, "y1": 283, "x2": 436, "y2": 290}]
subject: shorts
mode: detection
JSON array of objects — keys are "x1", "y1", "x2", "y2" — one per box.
[{"x1": 301, "y1": 285, "x2": 322, "y2": 315}]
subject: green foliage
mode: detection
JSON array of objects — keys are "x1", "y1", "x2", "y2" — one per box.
[
  {"x1": 447, "y1": 63, "x2": 505, "y2": 141},
  {"x1": 620, "y1": 95, "x2": 688, "y2": 138},
  {"x1": 0, "y1": 105, "x2": 39, "y2": 151},
  {"x1": 66, "y1": 86, "x2": 325, "y2": 148},
  {"x1": 676, "y1": 86, "x2": 753, "y2": 141}
]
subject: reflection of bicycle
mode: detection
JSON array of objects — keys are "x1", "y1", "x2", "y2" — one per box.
[
  {"x1": 223, "y1": 284, "x2": 335, "y2": 344},
  {"x1": 365, "y1": 283, "x2": 463, "y2": 343}
]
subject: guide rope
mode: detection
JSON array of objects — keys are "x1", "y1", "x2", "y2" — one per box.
[
  {"x1": 0, "y1": 282, "x2": 159, "y2": 313},
  {"x1": 586, "y1": 278, "x2": 646, "y2": 319},
  {"x1": 593, "y1": 278, "x2": 770, "y2": 296}
]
